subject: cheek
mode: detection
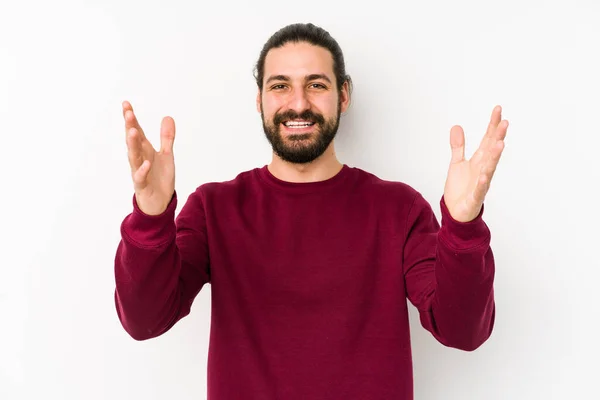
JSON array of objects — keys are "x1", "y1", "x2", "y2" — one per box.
[
  {"x1": 261, "y1": 97, "x2": 279, "y2": 116},
  {"x1": 309, "y1": 96, "x2": 337, "y2": 115}
]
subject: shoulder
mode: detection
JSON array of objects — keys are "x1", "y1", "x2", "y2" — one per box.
[
  {"x1": 348, "y1": 165, "x2": 422, "y2": 204},
  {"x1": 186, "y1": 167, "x2": 261, "y2": 203},
  {"x1": 345, "y1": 166, "x2": 439, "y2": 233}
]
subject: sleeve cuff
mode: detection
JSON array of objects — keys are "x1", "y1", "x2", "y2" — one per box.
[
  {"x1": 438, "y1": 195, "x2": 490, "y2": 251},
  {"x1": 120, "y1": 191, "x2": 178, "y2": 248}
]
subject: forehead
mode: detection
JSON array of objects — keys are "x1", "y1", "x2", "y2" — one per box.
[{"x1": 263, "y1": 41, "x2": 335, "y2": 80}]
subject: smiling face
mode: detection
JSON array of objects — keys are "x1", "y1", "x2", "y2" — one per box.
[{"x1": 257, "y1": 41, "x2": 350, "y2": 164}]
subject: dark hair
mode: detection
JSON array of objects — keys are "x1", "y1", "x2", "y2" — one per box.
[{"x1": 253, "y1": 23, "x2": 352, "y2": 94}]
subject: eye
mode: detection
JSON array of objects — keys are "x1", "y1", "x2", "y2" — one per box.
[
  {"x1": 270, "y1": 84, "x2": 287, "y2": 90},
  {"x1": 309, "y1": 83, "x2": 327, "y2": 89}
]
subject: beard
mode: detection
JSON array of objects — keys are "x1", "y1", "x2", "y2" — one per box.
[{"x1": 261, "y1": 102, "x2": 341, "y2": 164}]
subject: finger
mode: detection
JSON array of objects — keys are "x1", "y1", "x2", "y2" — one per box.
[
  {"x1": 449, "y1": 125, "x2": 465, "y2": 164},
  {"x1": 476, "y1": 140, "x2": 505, "y2": 196},
  {"x1": 478, "y1": 105, "x2": 502, "y2": 151},
  {"x1": 494, "y1": 119, "x2": 509, "y2": 141},
  {"x1": 122, "y1": 100, "x2": 132, "y2": 118},
  {"x1": 471, "y1": 173, "x2": 490, "y2": 206},
  {"x1": 126, "y1": 127, "x2": 145, "y2": 172},
  {"x1": 160, "y1": 116, "x2": 176, "y2": 154},
  {"x1": 123, "y1": 105, "x2": 156, "y2": 158},
  {"x1": 485, "y1": 140, "x2": 506, "y2": 178},
  {"x1": 489, "y1": 105, "x2": 502, "y2": 129},
  {"x1": 122, "y1": 101, "x2": 147, "y2": 140},
  {"x1": 486, "y1": 105, "x2": 502, "y2": 137},
  {"x1": 132, "y1": 160, "x2": 151, "y2": 187}
]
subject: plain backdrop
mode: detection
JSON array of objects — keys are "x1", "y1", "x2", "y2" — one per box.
[{"x1": 1, "y1": 0, "x2": 599, "y2": 399}]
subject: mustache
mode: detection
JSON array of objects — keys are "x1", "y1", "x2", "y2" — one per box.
[{"x1": 273, "y1": 109, "x2": 325, "y2": 126}]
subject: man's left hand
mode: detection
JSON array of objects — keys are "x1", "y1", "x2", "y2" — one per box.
[{"x1": 443, "y1": 105, "x2": 509, "y2": 223}]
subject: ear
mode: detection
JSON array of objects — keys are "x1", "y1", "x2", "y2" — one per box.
[
  {"x1": 339, "y1": 80, "x2": 351, "y2": 114},
  {"x1": 256, "y1": 90, "x2": 262, "y2": 113}
]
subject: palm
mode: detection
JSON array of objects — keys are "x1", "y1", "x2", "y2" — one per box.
[
  {"x1": 140, "y1": 145, "x2": 175, "y2": 203},
  {"x1": 443, "y1": 106, "x2": 509, "y2": 222},
  {"x1": 123, "y1": 101, "x2": 176, "y2": 216}
]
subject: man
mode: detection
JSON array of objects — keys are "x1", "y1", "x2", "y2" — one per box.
[{"x1": 115, "y1": 23, "x2": 508, "y2": 399}]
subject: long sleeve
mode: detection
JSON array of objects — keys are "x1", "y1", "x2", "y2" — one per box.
[
  {"x1": 403, "y1": 192, "x2": 495, "y2": 351},
  {"x1": 114, "y1": 187, "x2": 210, "y2": 341}
]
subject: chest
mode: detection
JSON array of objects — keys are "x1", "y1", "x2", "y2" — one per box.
[{"x1": 206, "y1": 200, "x2": 405, "y2": 308}]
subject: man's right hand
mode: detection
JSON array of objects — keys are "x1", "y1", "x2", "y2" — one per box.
[{"x1": 123, "y1": 101, "x2": 176, "y2": 216}]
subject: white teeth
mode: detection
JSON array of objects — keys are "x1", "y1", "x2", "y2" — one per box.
[{"x1": 284, "y1": 121, "x2": 314, "y2": 127}]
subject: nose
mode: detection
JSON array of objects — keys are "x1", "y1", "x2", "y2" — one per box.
[{"x1": 287, "y1": 88, "x2": 310, "y2": 112}]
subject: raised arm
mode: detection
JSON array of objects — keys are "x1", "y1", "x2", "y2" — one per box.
[
  {"x1": 114, "y1": 101, "x2": 210, "y2": 340},
  {"x1": 403, "y1": 105, "x2": 508, "y2": 351},
  {"x1": 403, "y1": 193, "x2": 495, "y2": 351}
]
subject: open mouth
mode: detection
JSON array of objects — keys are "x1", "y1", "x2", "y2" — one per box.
[{"x1": 282, "y1": 120, "x2": 316, "y2": 129}]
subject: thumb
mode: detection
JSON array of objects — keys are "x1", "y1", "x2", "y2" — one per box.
[
  {"x1": 449, "y1": 125, "x2": 465, "y2": 164},
  {"x1": 160, "y1": 116, "x2": 176, "y2": 154},
  {"x1": 133, "y1": 160, "x2": 151, "y2": 187}
]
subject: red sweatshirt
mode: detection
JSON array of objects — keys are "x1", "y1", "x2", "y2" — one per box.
[{"x1": 114, "y1": 164, "x2": 495, "y2": 399}]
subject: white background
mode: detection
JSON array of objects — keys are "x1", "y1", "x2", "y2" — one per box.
[{"x1": 1, "y1": 0, "x2": 598, "y2": 399}]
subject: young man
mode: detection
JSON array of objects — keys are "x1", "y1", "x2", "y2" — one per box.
[{"x1": 115, "y1": 23, "x2": 508, "y2": 399}]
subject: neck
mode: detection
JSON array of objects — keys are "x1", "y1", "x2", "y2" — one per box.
[{"x1": 267, "y1": 144, "x2": 343, "y2": 183}]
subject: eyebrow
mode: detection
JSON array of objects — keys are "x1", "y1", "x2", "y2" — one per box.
[{"x1": 265, "y1": 74, "x2": 333, "y2": 85}]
